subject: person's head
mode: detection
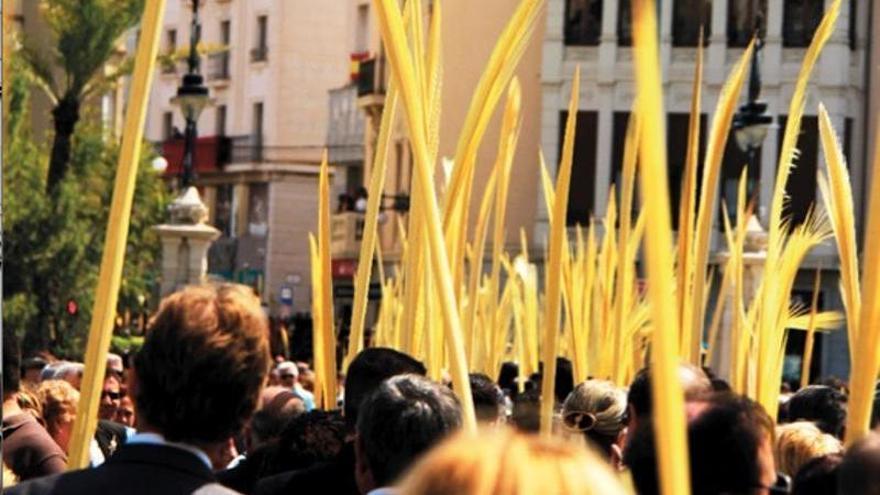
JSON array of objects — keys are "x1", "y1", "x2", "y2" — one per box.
[
  {"x1": 21, "y1": 357, "x2": 47, "y2": 386},
  {"x1": 343, "y1": 347, "x2": 426, "y2": 432},
  {"x1": 787, "y1": 385, "x2": 847, "y2": 438},
  {"x1": 554, "y1": 358, "x2": 575, "y2": 404},
  {"x1": 792, "y1": 453, "x2": 842, "y2": 495},
  {"x1": 511, "y1": 388, "x2": 541, "y2": 433},
  {"x1": 396, "y1": 428, "x2": 629, "y2": 495},
  {"x1": 355, "y1": 374, "x2": 461, "y2": 492},
  {"x1": 497, "y1": 361, "x2": 519, "y2": 396},
  {"x1": 57, "y1": 362, "x2": 84, "y2": 390},
  {"x1": 469, "y1": 373, "x2": 503, "y2": 424},
  {"x1": 116, "y1": 394, "x2": 136, "y2": 427},
  {"x1": 774, "y1": 421, "x2": 842, "y2": 477},
  {"x1": 562, "y1": 380, "x2": 627, "y2": 463},
  {"x1": 626, "y1": 393, "x2": 780, "y2": 495},
  {"x1": 248, "y1": 386, "x2": 305, "y2": 451},
  {"x1": 261, "y1": 409, "x2": 348, "y2": 476},
  {"x1": 106, "y1": 353, "x2": 124, "y2": 382},
  {"x1": 627, "y1": 364, "x2": 711, "y2": 429},
  {"x1": 98, "y1": 374, "x2": 122, "y2": 421},
  {"x1": 132, "y1": 284, "x2": 271, "y2": 445},
  {"x1": 276, "y1": 361, "x2": 299, "y2": 389},
  {"x1": 838, "y1": 432, "x2": 880, "y2": 495},
  {"x1": 38, "y1": 380, "x2": 80, "y2": 453}
]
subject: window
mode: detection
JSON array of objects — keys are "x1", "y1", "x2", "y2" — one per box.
[
  {"x1": 728, "y1": 0, "x2": 767, "y2": 47},
  {"x1": 214, "y1": 184, "x2": 235, "y2": 237},
  {"x1": 559, "y1": 111, "x2": 598, "y2": 226},
  {"x1": 783, "y1": 0, "x2": 823, "y2": 48},
  {"x1": 356, "y1": 5, "x2": 370, "y2": 52},
  {"x1": 719, "y1": 127, "x2": 762, "y2": 228},
  {"x1": 666, "y1": 113, "x2": 707, "y2": 229},
  {"x1": 162, "y1": 111, "x2": 174, "y2": 140},
  {"x1": 564, "y1": 0, "x2": 602, "y2": 46},
  {"x1": 252, "y1": 102, "x2": 264, "y2": 161},
  {"x1": 247, "y1": 183, "x2": 269, "y2": 237},
  {"x1": 843, "y1": 118, "x2": 853, "y2": 165},
  {"x1": 617, "y1": 1, "x2": 632, "y2": 46},
  {"x1": 777, "y1": 115, "x2": 819, "y2": 226},
  {"x1": 252, "y1": 15, "x2": 268, "y2": 62},
  {"x1": 849, "y1": 0, "x2": 857, "y2": 51},
  {"x1": 166, "y1": 28, "x2": 177, "y2": 52},
  {"x1": 216, "y1": 105, "x2": 227, "y2": 136},
  {"x1": 673, "y1": 0, "x2": 711, "y2": 47},
  {"x1": 610, "y1": 111, "x2": 631, "y2": 191},
  {"x1": 220, "y1": 20, "x2": 231, "y2": 77}
]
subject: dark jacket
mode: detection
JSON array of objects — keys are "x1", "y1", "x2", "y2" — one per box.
[
  {"x1": 95, "y1": 419, "x2": 128, "y2": 460},
  {"x1": 252, "y1": 441, "x2": 358, "y2": 495},
  {"x1": 5, "y1": 443, "x2": 240, "y2": 495}
]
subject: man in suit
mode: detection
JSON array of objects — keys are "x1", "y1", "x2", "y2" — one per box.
[{"x1": 8, "y1": 284, "x2": 272, "y2": 494}]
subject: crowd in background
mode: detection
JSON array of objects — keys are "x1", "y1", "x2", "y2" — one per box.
[{"x1": 3, "y1": 283, "x2": 880, "y2": 494}]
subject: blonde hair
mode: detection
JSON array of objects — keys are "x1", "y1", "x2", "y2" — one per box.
[
  {"x1": 561, "y1": 380, "x2": 627, "y2": 456},
  {"x1": 774, "y1": 421, "x2": 842, "y2": 476},
  {"x1": 396, "y1": 428, "x2": 629, "y2": 495},
  {"x1": 37, "y1": 380, "x2": 79, "y2": 435}
]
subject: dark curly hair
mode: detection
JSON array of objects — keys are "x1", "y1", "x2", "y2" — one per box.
[
  {"x1": 133, "y1": 284, "x2": 271, "y2": 443},
  {"x1": 787, "y1": 385, "x2": 847, "y2": 438}
]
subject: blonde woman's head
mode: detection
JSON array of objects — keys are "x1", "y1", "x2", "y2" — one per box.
[
  {"x1": 396, "y1": 428, "x2": 628, "y2": 495},
  {"x1": 561, "y1": 380, "x2": 627, "y2": 459},
  {"x1": 37, "y1": 379, "x2": 80, "y2": 453},
  {"x1": 774, "y1": 420, "x2": 843, "y2": 477}
]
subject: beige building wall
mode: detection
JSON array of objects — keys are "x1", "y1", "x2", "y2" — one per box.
[
  {"x1": 145, "y1": 0, "x2": 349, "y2": 313},
  {"x1": 440, "y1": 1, "x2": 546, "y2": 252}
]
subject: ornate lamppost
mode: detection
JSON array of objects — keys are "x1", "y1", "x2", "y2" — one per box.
[{"x1": 171, "y1": 0, "x2": 210, "y2": 190}]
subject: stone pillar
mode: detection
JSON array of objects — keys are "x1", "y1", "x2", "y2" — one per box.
[
  {"x1": 713, "y1": 215, "x2": 767, "y2": 380},
  {"x1": 154, "y1": 186, "x2": 221, "y2": 296}
]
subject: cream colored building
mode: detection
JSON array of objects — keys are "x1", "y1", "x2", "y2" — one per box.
[
  {"x1": 145, "y1": 0, "x2": 350, "y2": 314},
  {"x1": 539, "y1": 0, "x2": 869, "y2": 380}
]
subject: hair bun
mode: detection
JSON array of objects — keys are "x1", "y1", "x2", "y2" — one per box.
[{"x1": 563, "y1": 411, "x2": 598, "y2": 432}]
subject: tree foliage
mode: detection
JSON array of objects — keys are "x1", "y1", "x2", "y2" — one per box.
[
  {"x1": 17, "y1": 0, "x2": 144, "y2": 193},
  {"x1": 3, "y1": 68, "x2": 169, "y2": 358}
]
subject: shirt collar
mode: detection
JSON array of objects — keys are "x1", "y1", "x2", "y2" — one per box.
[{"x1": 126, "y1": 432, "x2": 213, "y2": 470}]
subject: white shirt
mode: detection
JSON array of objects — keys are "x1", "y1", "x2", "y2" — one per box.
[{"x1": 126, "y1": 432, "x2": 213, "y2": 470}]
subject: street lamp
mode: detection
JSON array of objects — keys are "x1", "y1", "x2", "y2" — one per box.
[
  {"x1": 732, "y1": 36, "x2": 772, "y2": 203},
  {"x1": 171, "y1": 0, "x2": 211, "y2": 191}
]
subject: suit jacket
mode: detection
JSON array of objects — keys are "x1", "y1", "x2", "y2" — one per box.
[
  {"x1": 95, "y1": 419, "x2": 128, "y2": 459},
  {"x1": 5, "y1": 443, "x2": 240, "y2": 495},
  {"x1": 253, "y1": 441, "x2": 358, "y2": 495}
]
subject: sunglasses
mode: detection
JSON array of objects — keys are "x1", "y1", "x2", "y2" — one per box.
[
  {"x1": 279, "y1": 374, "x2": 296, "y2": 380},
  {"x1": 756, "y1": 472, "x2": 792, "y2": 494},
  {"x1": 102, "y1": 391, "x2": 121, "y2": 401}
]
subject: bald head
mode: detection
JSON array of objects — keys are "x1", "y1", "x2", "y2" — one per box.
[{"x1": 839, "y1": 433, "x2": 880, "y2": 495}]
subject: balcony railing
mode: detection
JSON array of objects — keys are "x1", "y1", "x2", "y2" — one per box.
[
  {"x1": 250, "y1": 46, "x2": 268, "y2": 62},
  {"x1": 226, "y1": 135, "x2": 326, "y2": 165},
  {"x1": 207, "y1": 52, "x2": 230, "y2": 81},
  {"x1": 356, "y1": 57, "x2": 385, "y2": 97},
  {"x1": 331, "y1": 211, "x2": 405, "y2": 260}
]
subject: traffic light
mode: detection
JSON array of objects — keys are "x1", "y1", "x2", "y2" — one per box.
[{"x1": 66, "y1": 299, "x2": 78, "y2": 316}]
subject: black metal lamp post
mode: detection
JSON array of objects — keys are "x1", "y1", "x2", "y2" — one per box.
[
  {"x1": 171, "y1": 0, "x2": 210, "y2": 190},
  {"x1": 732, "y1": 37, "x2": 772, "y2": 202}
]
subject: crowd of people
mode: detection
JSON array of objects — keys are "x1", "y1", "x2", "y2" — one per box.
[{"x1": 3, "y1": 283, "x2": 880, "y2": 494}]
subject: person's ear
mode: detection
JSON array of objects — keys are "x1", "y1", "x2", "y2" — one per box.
[{"x1": 610, "y1": 443, "x2": 625, "y2": 471}]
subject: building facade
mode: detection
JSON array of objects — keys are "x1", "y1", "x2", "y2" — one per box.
[
  {"x1": 145, "y1": 0, "x2": 350, "y2": 315},
  {"x1": 539, "y1": 0, "x2": 869, "y2": 380}
]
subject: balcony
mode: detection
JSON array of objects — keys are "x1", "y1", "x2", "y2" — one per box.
[
  {"x1": 330, "y1": 209, "x2": 406, "y2": 261},
  {"x1": 161, "y1": 135, "x2": 232, "y2": 178},
  {"x1": 250, "y1": 46, "x2": 268, "y2": 63},
  {"x1": 207, "y1": 52, "x2": 230, "y2": 82},
  {"x1": 356, "y1": 57, "x2": 386, "y2": 112},
  {"x1": 327, "y1": 85, "x2": 365, "y2": 165},
  {"x1": 225, "y1": 135, "x2": 325, "y2": 165}
]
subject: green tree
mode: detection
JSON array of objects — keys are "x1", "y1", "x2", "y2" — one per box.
[
  {"x1": 18, "y1": 0, "x2": 144, "y2": 194},
  {"x1": 3, "y1": 69, "x2": 169, "y2": 357}
]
